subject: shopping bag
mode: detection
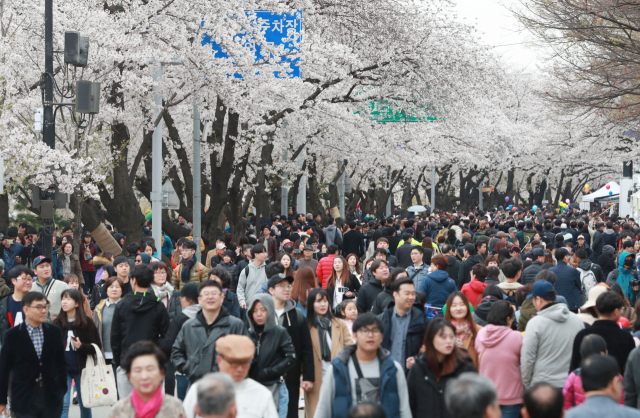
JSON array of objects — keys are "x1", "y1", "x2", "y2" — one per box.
[{"x1": 80, "y1": 343, "x2": 118, "y2": 408}]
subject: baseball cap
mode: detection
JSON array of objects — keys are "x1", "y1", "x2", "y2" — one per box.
[
  {"x1": 580, "y1": 285, "x2": 608, "y2": 310},
  {"x1": 527, "y1": 281, "x2": 556, "y2": 299},
  {"x1": 561, "y1": 223, "x2": 567, "y2": 229},
  {"x1": 577, "y1": 235, "x2": 585, "y2": 239},
  {"x1": 178, "y1": 282, "x2": 199, "y2": 301},
  {"x1": 496, "y1": 231, "x2": 507, "y2": 238},
  {"x1": 268, "y1": 273, "x2": 294, "y2": 289},
  {"x1": 216, "y1": 243, "x2": 227, "y2": 250},
  {"x1": 532, "y1": 248, "x2": 544, "y2": 257},
  {"x1": 282, "y1": 239, "x2": 293, "y2": 246},
  {"x1": 32, "y1": 255, "x2": 52, "y2": 269},
  {"x1": 510, "y1": 246, "x2": 521, "y2": 253},
  {"x1": 303, "y1": 245, "x2": 313, "y2": 251}
]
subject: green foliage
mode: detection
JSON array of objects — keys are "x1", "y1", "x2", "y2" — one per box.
[{"x1": 10, "y1": 203, "x2": 73, "y2": 231}]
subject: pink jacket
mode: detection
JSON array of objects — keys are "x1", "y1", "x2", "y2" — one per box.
[
  {"x1": 563, "y1": 371, "x2": 624, "y2": 409},
  {"x1": 475, "y1": 324, "x2": 523, "y2": 405}
]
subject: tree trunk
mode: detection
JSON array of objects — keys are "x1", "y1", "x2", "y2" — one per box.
[
  {"x1": 0, "y1": 192, "x2": 8, "y2": 232},
  {"x1": 307, "y1": 155, "x2": 325, "y2": 217}
]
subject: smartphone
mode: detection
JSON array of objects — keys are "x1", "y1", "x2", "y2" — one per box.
[
  {"x1": 337, "y1": 287, "x2": 349, "y2": 293},
  {"x1": 5, "y1": 239, "x2": 13, "y2": 245}
]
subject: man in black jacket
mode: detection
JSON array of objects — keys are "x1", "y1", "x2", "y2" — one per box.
[
  {"x1": 522, "y1": 248, "x2": 545, "y2": 285},
  {"x1": 574, "y1": 249, "x2": 605, "y2": 284},
  {"x1": 457, "y1": 244, "x2": 484, "y2": 289},
  {"x1": 0, "y1": 292, "x2": 67, "y2": 418},
  {"x1": 357, "y1": 260, "x2": 389, "y2": 314},
  {"x1": 342, "y1": 221, "x2": 365, "y2": 258},
  {"x1": 380, "y1": 278, "x2": 429, "y2": 371},
  {"x1": 111, "y1": 264, "x2": 170, "y2": 398},
  {"x1": 441, "y1": 244, "x2": 461, "y2": 285},
  {"x1": 592, "y1": 222, "x2": 606, "y2": 260},
  {"x1": 269, "y1": 273, "x2": 314, "y2": 418},
  {"x1": 570, "y1": 291, "x2": 635, "y2": 372},
  {"x1": 395, "y1": 233, "x2": 415, "y2": 269}
]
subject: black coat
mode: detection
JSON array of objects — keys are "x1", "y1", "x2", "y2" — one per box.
[
  {"x1": 342, "y1": 230, "x2": 365, "y2": 258},
  {"x1": 0, "y1": 322, "x2": 67, "y2": 413},
  {"x1": 356, "y1": 278, "x2": 385, "y2": 314},
  {"x1": 380, "y1": 303, "x2": 429, "y2": 370},
  {"x1": 371, "y1": 289, "x2": 394, "y2": 315},
  {"x1": 598, "y1": 253, "x2": 617, "y2": 280},
  {"x1": 387, "y1": 235, "x2": 402, "y2": 256},
  {"x1": 407, "y1": 354, "x2": 477, "y2": 418},
  {"x1": 53, "y1": 317, "x2": 102, "y2": 370},
  {"x1": 457, "y1": 254, "x2": 484, "y2": 289},
  {"x1": 592, "y1": 230, "x2": 605, "y2": 259},
  {"x1": 571, "y1": 320, "x2": 636, "y2": 372},
  {"x1": 445, "y1": 256, "x2": 461, "y2": 286},
  {"x1": 278, "y1": 301, "x2": 314, "y2": 383},
  {"x1": 111, "y1": 291, "x2": 170, "y2": 366},
  {"x1": 327, "y1": 274, "x2": 361, "y2": 310},
  {"x1": 396, "y1": 243, "x2": 415, "y2": 269},
  {"x1": 247, "y1": 325, "x2": 296, "y2": 386}
]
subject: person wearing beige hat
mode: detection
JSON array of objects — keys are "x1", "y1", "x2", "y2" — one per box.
[
  {"x1": 206, "y1": 243, "x2": 228, "y2": 269},
  {"x1": 182, "y1": 335, "x2": 278, "y2": 418},
  {"x1": 577, "y1": 284, "x2": 610, "y2": 326}
]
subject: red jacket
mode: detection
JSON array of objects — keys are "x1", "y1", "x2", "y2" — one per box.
[
  {"x1": 316, "y1": 254, "x2": 337, "y2": 289},
  {"x1": 461, "y1": 279, "x2": 488, "y2": 308},
  {"x1": 563, "y1": 371, "x2": 624, "y2": 409},
  {"x1": 80, "y1": 243, "x2": 97, "y2": 272}
]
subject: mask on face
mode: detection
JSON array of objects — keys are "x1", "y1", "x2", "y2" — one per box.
[{"x1": 624, "y1": 258, "x2": 634, "y2": 267}]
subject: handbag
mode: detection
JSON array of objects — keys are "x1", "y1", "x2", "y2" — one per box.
[{"x1": 81, "y1": 343, "x2": 118, "y2": 408}]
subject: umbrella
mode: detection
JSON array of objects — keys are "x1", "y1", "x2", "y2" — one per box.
[
  {"x1": 408, "y1": 205, "x2": 427, "y2": 213},
  {"x1": 568, "y1": 203, "x2": 579, "y2": 208}
]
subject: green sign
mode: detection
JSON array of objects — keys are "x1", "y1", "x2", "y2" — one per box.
[{"x1": 366, "y1": 100, "x2": 438, "y2": 123}]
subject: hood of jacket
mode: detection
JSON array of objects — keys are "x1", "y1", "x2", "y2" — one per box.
[
  {"x1": 466, "y1": 254, "x2": 484, "y2": 265},
  {"x1": 247, "y1": 293, "x2": 277, "y2": 333},
  {"x1": 183, "y1": 304, "x2": 202, "y2": 319},
  {"x1": 577, "y1": 259, "x2": 594, "y2": 271},
  {"x1": 618, "y1": 251, "x2": 633, "y2": 274},
  {"x1": 604, "y1": 229, "x2": 616, "y2": 235},
  {"x1": 283, "y1": 298, "x2": 297, "y2": 314},
  {"x1": 468, "y1": 279, "x2": 487, "y2": 292},
  {"x1": 426, "y1": 269, "x2": 450, "y2": 283},
  {"x1": 523, "y1": 227, "x2": 536, "y2": 234},
  {"x1": 325, "y1": 225, "x2": 337, "y2": 234},
  {"x1": 248, "y1": 259, "x2": 267, "y2": 273},
  {"x1": 125, "y1": 291, "x2": 163, "y2": 313},
  {"x1": 113, "y1": 233, "x2": 124, "y2": 242},
  {"x1": 476, "y1": 324, "x2": 513, "y2": 348},
  {"x1": 603, "y1": 245, "x2": 615, "y2": 256},
  {"x1": 473, "y1": 295, "x2": 500, "y2": 322},
  {"x1": 92, "y1": 256, "x2": 112, "y2": 268},
  {"x1": 537, "y1": 302, "x2": 572, "y2": 323}
]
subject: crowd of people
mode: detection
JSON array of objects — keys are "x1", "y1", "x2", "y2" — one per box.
[{"x1": 4, "y1": 204, "x2": 640, "y2": 418}]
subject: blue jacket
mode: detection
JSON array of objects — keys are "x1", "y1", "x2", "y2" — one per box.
[
  {"x1": 223, "y1": 289, "x2": 241, "y2": 318},
  {"x1": 549, "y1": 261, "x2": 582, "y2": 311},
  {"x1": 380, "y1": 303, "x2": 429, "y2": 370},
  {"x1": 332, "y1": 345, "x2": 400, "y2": 418},
  {"x1": 51, "y1": 246, "x2": 63, "y2": 280},
  {"x1": 162, "y1": 233, "x2": 173, "y2": 257},
  {"x1": 406, "y1": 263, "x2": 430, "y2": 290},
  {"x1": 418, "y1": 270, "x2": 457, "y2": 310},
  {"x1": 1, "y1": 242, "x2": 24, "y2": 277}
]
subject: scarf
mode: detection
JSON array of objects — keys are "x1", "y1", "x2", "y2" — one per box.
[
  {"x1": 130, "y1": 385, "x2": 163, "y2": 418},
  {"x1": 63, "y1": 255, "x2": 71, "y2": 276},
  {"x1": 181, "y1": 256, "x2": 197, "y2": 283},
  {"x1": 450, "y1": 319, "x2": 471, "y2": 348},
  {"x1": 151, "y1": 282, "x2": 175, "y2": 300},
  {"x1": 315, "y1": 316, "x2": 332, "y2": 361}
]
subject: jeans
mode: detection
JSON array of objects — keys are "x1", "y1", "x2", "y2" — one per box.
[
  {"x1": 278, "y1": 383, "x2": 289, "y2": 418},
  {"x1": 500, "y1": 404, "x2": 522, "y2": 418},
  {"x1": 164, "y1": 362, "x2": 176, "y2": 395},
  {"x1": 116, "y1": 366, "x2": 133, "y2": 399},
  {"x1": 62, "y1": 373, "x2": 91, "y2": 418},
  {"x1": 176, "y1": 375, "x2": 189, "y2": 401},
  {"x1": 81, "y1": 272, "x2": 96, "y2": 295}
]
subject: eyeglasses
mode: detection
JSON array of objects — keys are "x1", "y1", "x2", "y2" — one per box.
[
  {"x1": 275, "y1": 284, "x2": 293, "y2": 290},
  {"x1": 200, "y1": 291, "x2": 222, "y2": 298},
  {"x1": 28, "y1": 304, "x2": 49, "y2": 312},
  {"x1": 357, "y1": 327, "x2": 381, "y2": 336},
  {"x1": 16, "y1": 276, "x2": 33, "y2": 283},
  {"x1": 155, "y1": 271, "x2": 167, "y2": 276}
]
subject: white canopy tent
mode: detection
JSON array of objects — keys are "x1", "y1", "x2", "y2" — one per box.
[{"x1": 581, "y1": 181, "x2": 620, "y2": 203}]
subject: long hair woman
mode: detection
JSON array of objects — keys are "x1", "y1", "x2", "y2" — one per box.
[
  {"x1": 444, "y1": 291, "x2": 482, "y2": 366},
  {"x1": 291, "y1": 267, "x2": 318, "y2": 316},
  {"x1": 345, "y1": 253, "x2": 363, "y2": 283},
  {"x1": 407, "y1": 318, "x2": 477, "y2": 418},
  {"x1": 304, "y1": 288, "x2": 352, "y2": 418},
  {"x1": 276, "y1": 252, "x2": 296, "y2": 276},
  {"x1": 55, "y1": 289, "x2": 102, "y2": 418},
  {"x1": 325, "y1": 256, "x2": 360, "y2": 311}
]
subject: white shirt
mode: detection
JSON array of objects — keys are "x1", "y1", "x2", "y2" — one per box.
[{"x1": 183, "y1": 377, "x2": 279, "y2": 418}]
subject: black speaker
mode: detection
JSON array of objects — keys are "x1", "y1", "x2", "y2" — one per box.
[{"x1": 624, "y1": 161, "x2": 633, "y2": 178}]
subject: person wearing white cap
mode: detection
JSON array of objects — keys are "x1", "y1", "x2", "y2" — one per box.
[
  {"x1": 577, "y1": 285, "x2": 609, "y2": 326},
  {"x1": 206, "y1": 243, "x2": 227, "y2": 269}
]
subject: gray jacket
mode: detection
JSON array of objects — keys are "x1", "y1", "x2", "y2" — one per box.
[
  {"x1": 325, "y1": 225, "x2": 342, "y2": 248},
  {"x1": 568, "y1": 395, "x2": 640, "y2": 418},
  {"x1": 171, "y1": 307, "x2": 247, "y2": 383},
  {"x1": 237, "y1": 261, "x2": 268, "y2": 305},
  {"x1": 406, "y1": 263, "x2": 430, "y2": 290},
  {"x1": 520, "y1": 302, "x2": 584, "y2": 389},
  {"x1": 625, "y1": 346, "x2": 640, "y2": 409}
]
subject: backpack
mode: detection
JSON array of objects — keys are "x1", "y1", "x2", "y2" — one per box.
[
  {"x1": 576, "y1": 267, "x2": 597, "y2": 302},
  {"x1": 333, "y1": 229, "x2": 343, "y2": 248},
  {"x1": 502, "y1": 288, "x2": 519, "y2": 308}
]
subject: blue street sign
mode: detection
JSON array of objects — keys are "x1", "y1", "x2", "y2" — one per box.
[{"x1": 202, "y1": 10, "x2": 301, "y2": 79}]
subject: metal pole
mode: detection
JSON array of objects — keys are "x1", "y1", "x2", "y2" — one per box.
[
  {"x1": 151, "y1": 63, "x2": 163, "y2": 253},
  {"x1": 338, "y1": 161, "x2": 345, "y2": 219},
  {"x1": 297, "y1": 148, "x2": 306, "y2": 215},
  {"x1": 42, "y1": 0, "x2": 54, "y2": 260},
  {"x1": 479, "y1": 179, "x2": 483, "y2": 211},
  {"x1": 386, "y1": 167, "x2": 391, "y2": 217},
  {"x1": 193, "y1": 95, "x2": 201, "y2": 260},
  {"x1": 281, "y1": 151, "x2": 288, "y2": 216},
  {"x1": 431, "y1": 168, "x2": 436, "y2": 211}
]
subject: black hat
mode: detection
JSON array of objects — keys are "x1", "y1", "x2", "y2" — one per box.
[
  {"x1": 179, "y1": 282, "x2": 199, "y2": 302},
  {"x1": 268, "y1": 273, "x2": 294, "y2": 289},
  {"x1": 223, "y1": 250, "x2": 234, "y2": 257},
  {"x1": 32, "y1": 255, "x2": 52, "y2": 269}
]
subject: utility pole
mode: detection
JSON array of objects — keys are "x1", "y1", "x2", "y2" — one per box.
[
  {"x1": 193, "y1": 96, "x2": 202, "y2": 260},
  {"x1": 296, "y1": 148, "x2": 306, "y2": 215},
  {"x1": 41, "y1": 0, "x2": 55, "y2": 260},
  {"x1": 151, "y1": 63, "x2": 163, "y2": 254},
  {"x1": 431, "y1": 168, "x2": 436, "y2": 211},
  {"x1": 281, "y1": 151, "x2": 288, "y2": 216},
  {"x1": 338, "y1": 161, "x2": 345, "y2": 219},
  {"x1": 479, "y1": 179, "x2": 483, "y2": 211},
  {"x1": 386, "y1": 167, "x2": 391, "y2": 217}
]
